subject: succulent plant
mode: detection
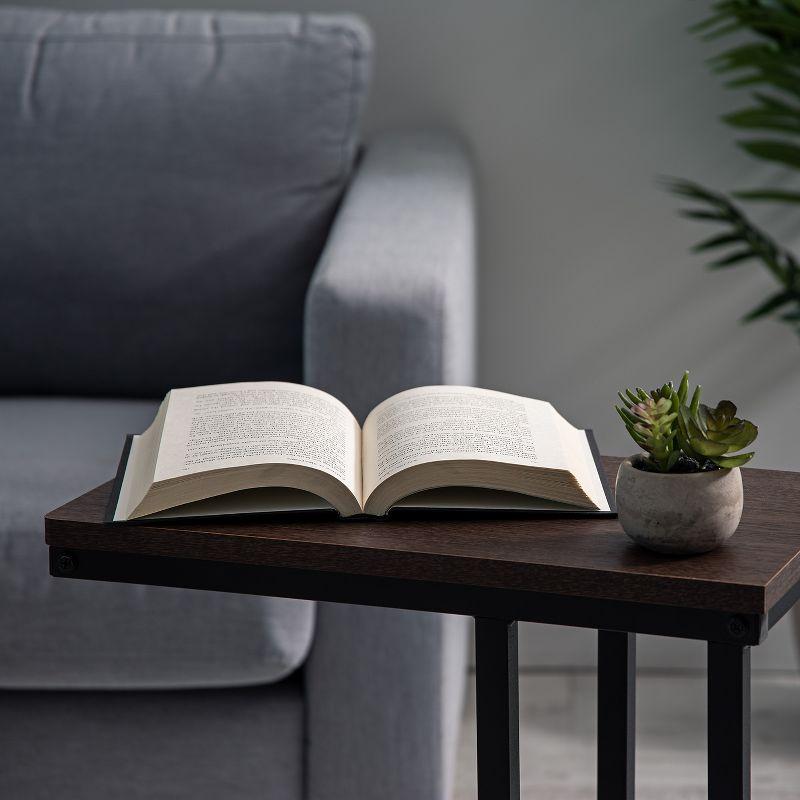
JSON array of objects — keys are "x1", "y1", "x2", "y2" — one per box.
[
  {"x1": 677, "y1": 397, "x2": 758, "y2": 469},
  {"x1": 615, "y1": 385, "x2": 681, "y2": 473},
  {"x1": 616, "y1": 372, "x2": 758, "y2": 473}
]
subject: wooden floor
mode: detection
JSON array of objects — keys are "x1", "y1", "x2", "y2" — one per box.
[{"x1": 454, "y1": 671, "x2": 800, "y2": 800}]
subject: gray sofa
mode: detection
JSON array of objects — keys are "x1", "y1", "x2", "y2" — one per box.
[{"x1": 0, "y1": 9, "x2": 475, "y2": 800}]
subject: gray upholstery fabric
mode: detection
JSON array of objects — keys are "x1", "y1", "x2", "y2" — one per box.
[
  {"x1": 0, "y1": 679, "x2": 304, "y2": 800},
  {"x1": 0, "y1": 397, "x2": 315, "y2": 689},
  {"x1": 305, "y1": 130, "x2": 476, "y2": 422},
  {"x1": 0, "y1": 8, "x2": 371, "y2": 397},
  {"x1": 3, "y1": 4, "x2": 474, "y2": 796},
  {"x1": 304, "y1": 131, "x2": 475, "y2": 800},
  {"x1": 306, "y1": 606, "x2": 469, "y2": 800}
]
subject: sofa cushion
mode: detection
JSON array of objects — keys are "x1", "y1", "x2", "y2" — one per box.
[
  {"x1": 0, "y1": 680, "x2": 304, "y2": 800},
  {"x1": 0, "y1": 9, "x2": 372, "y2": 397},
  {"x1": 0, "y1": 397, "x2": 316, "y2": 689}
]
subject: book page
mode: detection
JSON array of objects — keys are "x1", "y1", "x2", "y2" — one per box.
[
  {"x1": 362, "y1": 385, "x2": 570, "y2": 502},
  {"x1": 152, "y1": 382, "x2": 362, "y2": 504},
  {"x1": 551, "y1": 412, "x2": 612, "y2": 512}
]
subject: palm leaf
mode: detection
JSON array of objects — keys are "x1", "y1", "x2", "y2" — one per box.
[
  {"x1": 709, "y1": 249, "x2": 758, "y2": 268},
  {"x1": 723, "y1": 108, "x2": 800, "y2": 134},
  {"x1": 733, "y1": 188, "x2": 800, "y2": 202},
  {"x1": 692, "y1": 232, "x2": 745, "y2": 252},
  {"x1": 668, "y1": 1, "x2": 800, "y2": 338},
  {"x1": 742, "y1": 289, "x2": 797, "y2": 321},
  {"x1": 738, "y1": 139, "x2": 800, "y2": 168},
  {"x1": 666, "y1": 178, "x2": 800, "y2": 328}
]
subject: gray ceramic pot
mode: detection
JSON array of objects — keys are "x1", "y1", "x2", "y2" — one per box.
[{"x1": 615, "y1": 456, "x2": 743, "y2": 555}]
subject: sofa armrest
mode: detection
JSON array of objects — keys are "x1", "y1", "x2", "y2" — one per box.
[
  {"x1": 305, "y1": 605, "x2": 470, "y2": 800},
  {"x1": 304, "y1": 129, "x2": 476, "y2": 422},
  {"x1": 303, "y1": 131, "x2": 475, "y2": 800}
]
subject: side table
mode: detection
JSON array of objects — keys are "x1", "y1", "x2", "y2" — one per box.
[{"x1": 46, "y1": 457, "x2": 800, "y2": 800}]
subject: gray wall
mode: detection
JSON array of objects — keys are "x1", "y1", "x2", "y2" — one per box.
[{"x1": 12, "y1": 0, "x2": 800, "y2": 668}]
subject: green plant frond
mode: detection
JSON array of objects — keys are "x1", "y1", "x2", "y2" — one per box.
[
  {"x1": 709, "y1": 249, "x2": 758, "y2": 268},
  {"x1": 733, "y1": 188, "x2": 800, "y2": 202},
  {"x1": 753, "y1": 91, "x2": 799, "y2": 112},
  {"x1": 713, "y1": 44, "x2": 800, "y2": 74},
  {"x1": 742, "y1": 289, "x2": 797, "y2": 321},
  {"x1": 739, "y1": 138, "x2": 800, "y2": 168},
  {"x1": 734, "y1": 5, "x2": 800, "y2": 39},
  {"x1": 692, "y1": 232, "x2": 742, "y2": 252},
  {"x1": 699, "y1": 20, "x2": 746, "y2": 41},
  {"x1": 666, "y1": 176, "x2": 800, "y2": 324},
  {"x1": 680, "y1": 209, "x2": 733, "y2": 222},
  {"x1": 667, "y1": 1, "x2": 800, "y2": 338},
  {"x1": 725, "y1": 67, "x2": 800, "y2": 100},
  {"x1": 695, "y1": 2, "x2": 800, "y2": 49},
  {"x1": 690, "y1": 9, "x2": 737, "y2": 35},
  {"x1": 662, "y1": 177, "x2": 732, "y2": 207},
  {"x1": 724, "y1": 108, "x2": 800, "y2": 135}
]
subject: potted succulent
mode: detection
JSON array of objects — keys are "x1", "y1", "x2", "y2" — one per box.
[{"x1": 614, "y1": 372, "x2": 758, "y2": 555}]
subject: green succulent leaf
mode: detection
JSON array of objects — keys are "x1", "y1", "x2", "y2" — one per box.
[
  {"x1": 615, "y1": 405, "x2": 639, "y2": 427},
  {"x1": 677, "y1": 372, "x2": 689, "y2": 403},
  {"x1": 712, "y1": 452, "x2": 755, "y2": 468},
  {"x1": 688, "y1": 436, "x2": 730, "y2": 458},
  {"x1": 625, "y1": 388, "x2": 640, "y2": 405},
  {"x1": 713, "y1": 401, "x2": 738, "y2": 427},
  {"x1": 720, "y1": 421, "x2": 759, "y2": 451},
  {"x1": 689, "y1": 385, "x2": 702, "y2": 415}
]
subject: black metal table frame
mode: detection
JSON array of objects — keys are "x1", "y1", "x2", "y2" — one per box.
[{"x1": 50, "y1": 546, "x2": 799, "y2": 800}]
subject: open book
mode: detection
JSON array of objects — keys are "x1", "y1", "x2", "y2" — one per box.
[{"x1": 110, "y1": 382, "x2": 614, "y2": 522}]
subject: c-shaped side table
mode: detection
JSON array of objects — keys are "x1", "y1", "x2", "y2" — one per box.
[{"x1": 46, "y1": 458, "x2": 800, "y2": 800}]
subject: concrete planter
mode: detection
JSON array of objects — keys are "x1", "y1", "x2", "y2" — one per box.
[{"x1": 615, "y1": 456, "x2": 743, "y2": 555}]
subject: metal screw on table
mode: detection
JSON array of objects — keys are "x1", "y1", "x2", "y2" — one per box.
[
  {"x1": 728, "y1": 616, "x2": 748, "y2": 639},
  {"x1": 56, "y1": 552, "x2": 77, "y2": 575}
]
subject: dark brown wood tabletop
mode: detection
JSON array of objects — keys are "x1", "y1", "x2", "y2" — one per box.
[{"x1": 45, "y1": 457, "x2": 800, "y2": 617}]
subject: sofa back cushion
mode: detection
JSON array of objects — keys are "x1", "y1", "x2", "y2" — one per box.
[
  {"x1": 0, "y1": 396, "x2": 317, "y2": 689},
  {"x1": 0, "y1": 9, "x2": 371, "y2": 397}
]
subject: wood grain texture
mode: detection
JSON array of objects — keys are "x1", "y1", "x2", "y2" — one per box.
[{"x1": 45, "y1": 458, "x2": 800, "y2": 615}]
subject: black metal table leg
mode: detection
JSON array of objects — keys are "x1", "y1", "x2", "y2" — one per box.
[
  {"x1": 475, "y1": 617, "x2": 520, "y2": 800},
  {"x1": 597, "y1": 630, "x2": 636, "y2": 800},
  {"x1": 708, "y1": 642, "x2": 751, "y2": 800}
]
